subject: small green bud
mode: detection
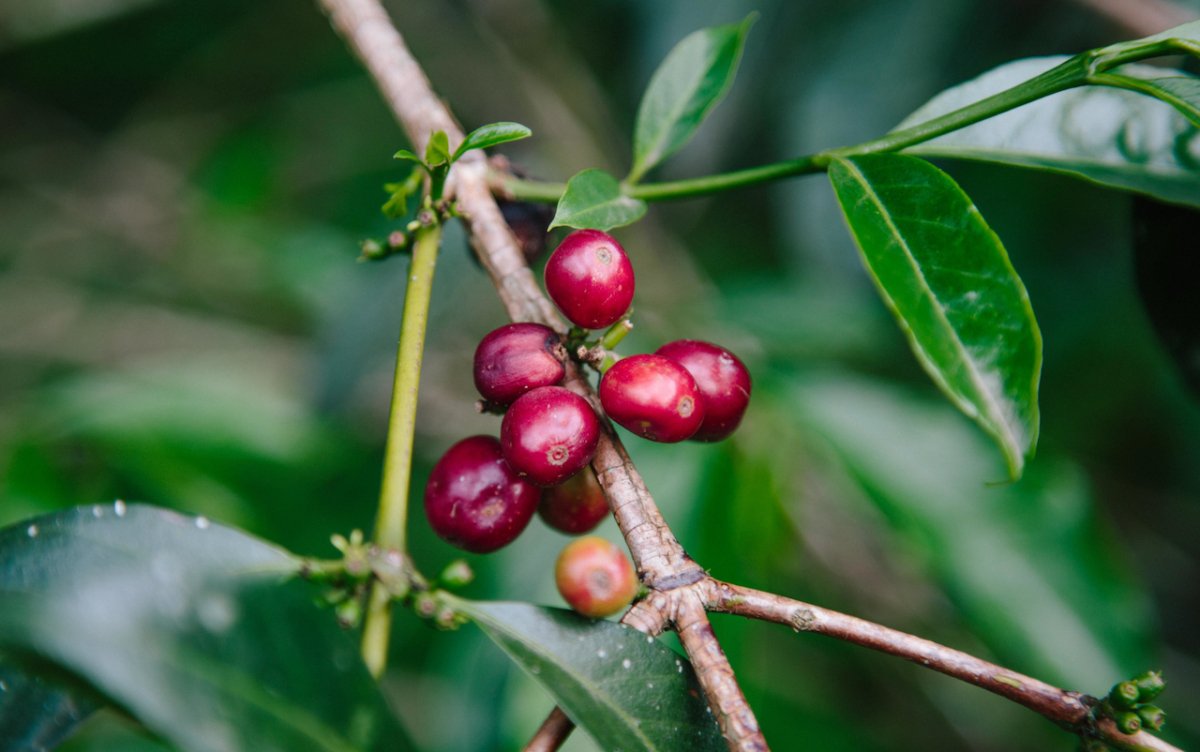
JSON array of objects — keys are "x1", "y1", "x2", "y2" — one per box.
[
  {"x1": 439, "y1": 560, "x2": 474, "y2": 588},
  {"x1": 359, "y1": 238, "x2": 386, "y2": 261},
  {"x1": 1114, "y1": 710, "x2": 1141, "y2": 735},
  {"x1": 1132, "y1": 670, "x2": 1165, "y2": 701},
  {"x1": 434, "y1": 604, "x2": 464, "y2": 630},
  {"x1": 387, "y1": 231, "x2": 408, "y2": 251},
  {"x1": 413, "y1": 591, "x2": 438, "y2": 619},
  {"x1": 335, "y1": 597, "x2": 362, "y2": 629},
  {"x1": 1109, "y1": 681, "x2": 1140, "y2": 709},
  {"x1": 1136, "y1": 704, "x2": 1165, "y2": 732}
]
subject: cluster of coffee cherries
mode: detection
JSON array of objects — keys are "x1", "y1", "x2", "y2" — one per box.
[{"x1": 424, "y1": 228, "x2": 751, "y2": 617}]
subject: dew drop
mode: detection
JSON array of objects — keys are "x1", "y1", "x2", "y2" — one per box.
[
  {"x1": 646, "y1": 682, "x2": 654, "y2": 689},
  {"x1": 646, "y1": 636, "x2": 654, "y2": 643},
  {"x1": 92, "y1": 505, "x2": 103, "y2": 518},
  {"x1": 195, "y1": 516, "x2": 210, "y2": 530},
  {"x1": 26, "y1": 525, "x2": 38, "y2": 538},
  {"x1": 622, "y1": 658, "x2": 632, "y2": 669},
  {"x1": 596, "y1": 649, "x2": 607, "y2": 659},
  {"x1": 114, "y1": 500, "x2": 127, "y2": 517}
]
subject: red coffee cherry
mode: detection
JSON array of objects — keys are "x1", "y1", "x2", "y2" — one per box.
[
  {"x1": 655, "y1": 340, "x2": 752, "y2": 442},
  {"x1": 473, "y1": 323, "x2": 565, "y2": 406},
  {"x1": 544, "y1": 229, "x2": 635, "y2": 330},
  {"x1": 555, "y1": 536, "x2": 638, "y2": 618},
  {"x1": 539, "y1": 466, "x2": 608, "y2": 535},
  {"x1": 500, "y1": 386, "x2": 600, "y2": 486},
  {"x1": 424, "y1": 435, "x2": 539, "y2": 553},
  {"x1": 598, "y1": 354, "x2": 704, "y2": 443}
]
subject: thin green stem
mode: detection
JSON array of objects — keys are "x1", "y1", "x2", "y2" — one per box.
[
  {"x1": 361, "y1": 222, "x2": 443, "y2": 678},
  {"x1": 499, "y1": 55, "x2": 1095, "y2": 206}
]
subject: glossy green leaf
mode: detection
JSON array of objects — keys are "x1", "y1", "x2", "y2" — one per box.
[
  {"x1": 549, "y1": 168, "x2": 647, "y2": 231},
  {"x1": 789, "y1": 373, "x2": 1152, "y2": 689},
  {"x1": 452, "y1": 121, "x2": 532, "y2": 162},
  {"x1": 629, "y1": 15, "x2": 755, "y2": 182},
  {"x1": 1093, "y1": 72, "x2": 1200, "y2": 128},
  {"x1": 0, "y1": 661, "x2": 97, "y2": 749},
  {"x1": 828, "y1": 154, "x2": 1041, "y2": 480},
  {"x1": 0, "y1": 505, "x2": 411, "y2": 752},
  {"x1": 1091, "y1": 19, "x2": 1200, "y2": 63},
  {"x1": 459, "y1": 600, "x2": 724, "y2": 752},
  {"x1": 424, "y1": 131, "x2": 451, "y2": 167},
  {"x1": 899, "y1": 57, "x2": 1200, "y2": 208}
]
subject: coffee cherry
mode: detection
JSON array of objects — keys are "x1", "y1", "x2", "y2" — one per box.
[
  {"x1": 424, "y1": 435, "x2": 539, "y2": 553},
  {"x1": 500, "y1": 386, "x2": 600, "y2": 486},
  {"x1": 655, "y1": 340, "x2": 752, "y2": 442},
  {"x1": 599, "y1": 354, "x2": 704, "y2": 443},
  {"x1": 544, "y1": 229, "x2": 635, "y2": 330},
  {"x1": 473, "y1": 323, "x2": 566, "y2": 406},
  {"x1": 498, "y1": 199, "x2": 555, "y2": 265},
  {"x1": 539, "y1": 466, "x2": 608, "y2": 534},
  {"x1": 555, "y1": 536, "x2": 638, "y2": 618}
]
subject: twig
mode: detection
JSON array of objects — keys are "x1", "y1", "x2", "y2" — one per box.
[
  {"x1": 317, "y1": 1, "x2": 761, "y2": 747},
  {"x1": 706, "y1": 580, "x2": 1184, "y2": 752}
]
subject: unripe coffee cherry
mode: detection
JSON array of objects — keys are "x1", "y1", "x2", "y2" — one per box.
[
  {"x1": 599, "y1": 354, "x2": 704, "y2": 443},
  {"x1": 501, "y1": 386, "x2": 600, "y2": 486},
  {"x1": 555, "y1": 536, "x2": 638, "y2": 618},
  {"x1": 544, "y1": 229, "x2": 635, "y2": 330},
  {"x1": 655, "y1": 340, "x2": 751, "y2": 442},
  {"x1": 539, "y1": 466, "x2": 608, "y2": 534},
  {"x1": 424, "y1": 435, "x2": 539, "y2": 553},
  {"x1": 473, "y1": 323, "x2": 566, "y2": 406}
]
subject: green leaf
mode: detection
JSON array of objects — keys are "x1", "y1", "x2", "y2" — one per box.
[
  {"x1": 459, "y1": 600, "x2": 724, "y2": 752},
  {"x1": 629, "y1": 15, "x2": 755, "y2": 183},
  {"x1": 0, "y1": 505, "x2": 412, "y2": 752},
  {"x1": 1093, "y1": 72, "x2": 1200, "y2": 128},
  {"x1": 549, "y1": 168, "x2": 647, "y2": 231},
  {"x1": 828, "y1": 154, "x2": 1041, "y2": 480},
  {"x1": 789, "y1": 373, "x2": 1153, "y2": 689},
  {"x1": 0, "y1": 661, "x2": 97, "y2": 749},
  {"x1": 424, "y1": 131, "x2": 452, "y2": 167},
  {"x1": 392, "y1": 149, "x2": 424, "y2": 165},
  {"x1": 452, "y1": 121, "x2": 532, "y2": 162},
  {"x1": 898, "y1": 57, "x2": 1200, "y2": 208}
]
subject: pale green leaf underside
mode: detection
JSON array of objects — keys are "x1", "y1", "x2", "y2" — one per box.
[
  {"x1": 828, "y1": 154, "x2": 1041, "y2": 480},
  {"x1": 1095, "y1": 72, "x2": 1200, "y2": 128},
  {"x1": 629, "y1": 15, "x2": 754, "y2": 182},
  {"x1": 0, "y1": 505, "x2": 411, "y2": 752},
  {"x1": 550, "y1": 168, "x2": 647, "y2": 231},
  {"x1": 899, "y1": 57, "x2": 1200, "y2": 208},
  {"x1": 462, "y1": 601, "x2": 724, "y2": 752}
]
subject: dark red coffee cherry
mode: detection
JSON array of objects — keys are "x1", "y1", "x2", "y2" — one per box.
[
  {"x1": 544, "y1": 229, "x2": 635, "y2": 330},
  {"x1": 656, "y1": 340, "x2": 752, "y2": 442},
  {"x1": 555, "y1": 535, "x2": 638, "y2": 618},
  {"x1": 598, "y1": 354, "x2": 704, "y2": 443},
  {"x1": 539, "y1": 466, "x2": 608, "y2": 535},
  {"x1": 473, "y1": 323, "x2": 565, "y2": 406},
  {"x1": 424, "y1": 435, "x2": 539, "y2": 553},
  {"x1": 500, "y1": 386, "x2": 600, "y2": 486}
]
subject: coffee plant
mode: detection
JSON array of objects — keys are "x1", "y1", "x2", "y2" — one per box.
[{"x1": 1, "y1": 1, "x2": 1197, "y2": 751}]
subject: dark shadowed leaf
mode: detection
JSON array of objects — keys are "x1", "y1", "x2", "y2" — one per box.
[
  {"x1": 0, "y1": 661, "x2": 97, "y2": 750},
  {"x1": 550, "y1": 168, "x2": 647, "y2": 231},
  {"x1": 789, "y1": 373, "x2": 1152, "y2": 689},
  {"x1": 459, "y1": 600, "x2": 724, "y2": 752},
  {"x1": 828, "y1": 154, "x2": 1041, "y2": 479},
  {"x1": 1133, "y1": 197, "x2": 1200, "y2": 395},
  {"x1": 898, "y1": 57, "x2": 1200, "y2": 208},
  {"x1": 0, "y1": 505, "x2": 411, "y2": 752},
  {"x1": 629, "y1": 15, "x2": 755, "y2": 182},
  {"x1": 452, "y1": 122, "x2": 532, "y2": 162}
]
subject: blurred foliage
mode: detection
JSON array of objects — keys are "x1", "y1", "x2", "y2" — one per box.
[{"x1": 0, "y1": 0, "x2": 1197, "y2": 750}]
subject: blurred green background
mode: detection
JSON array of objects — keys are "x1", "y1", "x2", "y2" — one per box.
[{"x1": 1, "y1": 0, "x2": 1198, "y2": 750}]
